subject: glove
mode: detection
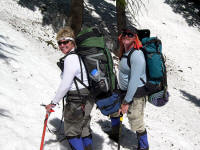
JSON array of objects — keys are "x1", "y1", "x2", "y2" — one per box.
[{"x1": 45, "y1": 102, "x2": 56, "y2": 113}]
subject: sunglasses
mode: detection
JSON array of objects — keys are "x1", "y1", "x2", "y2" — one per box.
[
  {"x1": 58, "y1": 40, "x2": 70, "y2": 46},
  {"x1": 122, "y1": 32, "x2": 134, "y2": 38}
]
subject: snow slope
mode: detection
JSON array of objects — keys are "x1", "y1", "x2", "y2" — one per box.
[{"x1": 0, "y1": 0, "x2": 200, "y2": 150}]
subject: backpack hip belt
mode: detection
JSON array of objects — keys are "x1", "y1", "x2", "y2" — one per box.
[{"x1": 66, "y1": 88, "x2": 90, "y2": 104}]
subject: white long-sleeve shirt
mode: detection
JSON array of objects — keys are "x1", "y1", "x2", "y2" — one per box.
[{"x1": 52, "y1": 52, "x2": 88, "y2": 104}]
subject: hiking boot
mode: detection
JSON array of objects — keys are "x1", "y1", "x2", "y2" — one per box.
[{"x1": 136, "y1": 130, "x2": 149, "y2": 150}]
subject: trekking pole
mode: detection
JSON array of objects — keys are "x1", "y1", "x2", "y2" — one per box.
[
  {"x1": 40, "y1": 104, "x2": 54, "y2": 150},
  {"x1": 118, "y1": 113, "x2": 123, "y2": 150}
]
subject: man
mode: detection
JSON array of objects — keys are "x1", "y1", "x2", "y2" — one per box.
[
  {"x1": 117, "y1": 26, "x2": 149, "y2": 150},
  {"x1": 46, "y1": 26, "x2": 94, "y2": 150}
]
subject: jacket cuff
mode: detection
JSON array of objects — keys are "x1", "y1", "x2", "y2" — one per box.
[{"x1": 122, "y1": 100, "x2": 132, "y2": 105}]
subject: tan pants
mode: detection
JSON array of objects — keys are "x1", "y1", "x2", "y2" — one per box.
[
  {"x1": 110, "y1": 96, "x2": 146, "y2": 133},
  {"x1": 127, "y1": 97, "x2": 146, "y2": 133}
]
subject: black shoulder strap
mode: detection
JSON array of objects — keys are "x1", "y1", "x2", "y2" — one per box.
[
  {"x1": 121, "y1": 49, "x2": 135, "y2": 68},
  {"x1": 73, "y1": 54, "x2": 89, "y2": 90},
  {"x1": 63, "y1": 51, "x2": 76, "y2": 59},
  {"x1": 74, "y1": 77, "x2": 88, "y2": 89},
  {"x1": 121, "y1": 49, "x2": 145, "y2": 84},
  {"x1": 58, "y1": 51, "x2": 85, "y2": 85},
  {"x1": 57, "y1": 51, "x2": 77, "y2": 72},
  {"x1": 77, "y1": 55, "x2": 83, "y2": 81},
  {"x1": 59, "y1": 51, "x2": 77, "y2": 65}
]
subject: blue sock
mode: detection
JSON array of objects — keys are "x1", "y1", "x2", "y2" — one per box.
[
  {"x1": 68, "y1": 137, "x2": 84, "y2": 150},
  {"x1": 138, "y1": 132, "x2": 149, "y2": 149},
  {"x1": 111, "y1": 117, "x2": 120, "y2": 127},
  {"x1": 82, "y1": 136, "x2": 92, "y2": 147}
]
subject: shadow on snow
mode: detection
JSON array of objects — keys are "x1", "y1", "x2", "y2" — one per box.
[
  {"x1": 45, "y1": 117, "x2": 104, "y2": 150},
  {"x1": 17, "y1": 0, "x2": 136, "y2": 51},
  {"x1": 17, "y1": 0, "x2": 70, "y2": 32},
  {"x1": 0, "y1": 35, "x2": 22, "y2": 64},
  {"x1": 97, "y1": 119, "x2": 138, "y2": 150},
  {"x1": 0, "y1": 108, "x2": 12, "y2": 118},
  {"x1": 180, "y1": 90, "x2": 200, "y2": 107},
  {"x1": 164, "y1": 0, "x2": 200, "y2": 29}
]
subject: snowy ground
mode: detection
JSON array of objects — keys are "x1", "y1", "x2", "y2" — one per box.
[{"x1": 0, "y1": 0, "x2": 200, "y2": 150}]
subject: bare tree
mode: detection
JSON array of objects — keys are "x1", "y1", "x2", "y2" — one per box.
[
  {"x1": 68, "y1": 0, "x2": 84, "y2": 36},
  {"x1": 126, "y1": 0, "x2": 146, "y2": 26},
  {"x1": 116, "y1": 0, "x2": 127, "y2": 35}
]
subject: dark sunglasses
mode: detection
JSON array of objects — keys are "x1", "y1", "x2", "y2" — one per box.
[
  {"x1": 58, "y1": 40, "x2": 70, "y2": 46},
  {"x1": 122, "y1": 32, "x2": 134, "y2": 38}
]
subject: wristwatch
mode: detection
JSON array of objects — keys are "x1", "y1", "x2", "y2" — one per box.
[{"x1": 50, "y1": 101, "x2": 57, "y2": 106}]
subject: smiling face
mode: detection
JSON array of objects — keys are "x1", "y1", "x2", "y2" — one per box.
[
  {"x1": 56, "y1": 26, "x2": 76, "y2": 54},
  {"x1": 57, "y1": 39, "x2": 75, "y2": 54},
  {"x1": 121, "y1": 31, "x2": 136, "y2": 51}
]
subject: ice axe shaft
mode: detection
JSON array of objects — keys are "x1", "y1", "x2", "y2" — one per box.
[
  {"x1": 118, "y1": 113, "x2": 123, "y2": 150},
  {"x1": 40, "y1": 104, "x2": 54, "y2": 150},
  {"x1": 40, "y1": 113, "x2": 49, "y2": 150}
]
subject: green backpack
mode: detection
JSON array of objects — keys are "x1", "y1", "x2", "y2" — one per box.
[
  {"x1": 75, "y1": 27, "x2": 117, "y2": 98},
  {"x1": 74, "y1": 27, "x2": 122, "y2": 115}
]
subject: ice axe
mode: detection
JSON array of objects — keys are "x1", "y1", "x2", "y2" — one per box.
[
  {"x1": 118, "y1": 113, "x2": 123, "y2": 150},
  {"x1": 40, "y1": 104, "x2": 54, "y2": 150}
]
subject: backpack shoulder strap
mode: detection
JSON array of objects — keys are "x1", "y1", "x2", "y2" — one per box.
[
  {"x1": 57, "y1": 51, "x2": 77, "y2": 72},
  {"x1": 59, "y1": 51, "x2": 77, "y2": 61},
  {"x1": 58, "y1": 51, "x2": 85, "y2": 83},
  {"x1": 121, "y1": 49, "x2": 135, "y2": 68},
  {"x1": 73, "y1": 52, "x2": 89, "y2": 90}
]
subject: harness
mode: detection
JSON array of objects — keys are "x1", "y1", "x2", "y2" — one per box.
[{"x1": 57, "y1": 51, "x2": 90, "y2": 106}]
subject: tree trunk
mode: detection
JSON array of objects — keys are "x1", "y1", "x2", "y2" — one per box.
[
  {"x1": 116, "y1": 0, "x2": 127, "y2": 36},
  {"x1": 68, "y1": 0, "x2": 84, "y2": 36}
]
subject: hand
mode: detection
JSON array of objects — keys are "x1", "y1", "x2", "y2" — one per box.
[
  {"x1": 118, "y1": 104, "x2": 129, "y2": 115},
  {"x1": 45, "y1": 103, "x2": 56, "y2": 113}
]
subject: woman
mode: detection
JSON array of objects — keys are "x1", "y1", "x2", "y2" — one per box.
[
  {"x1": 118, "y1": 26, "x2": 149, "y2": 150},
  {"x1": 46, "y1": 26, "x2": 94, "y2": 150}
]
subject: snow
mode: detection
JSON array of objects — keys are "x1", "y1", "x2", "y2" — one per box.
[{"x1": 0, "y1": 0, "x2": 200, "y2": 150}]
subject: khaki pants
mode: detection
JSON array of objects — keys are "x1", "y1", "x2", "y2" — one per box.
[
  {"x1": 63, "y1": 89, "x2": 94, "y2": 138},
  {"x1": 127, "y1": 97, "x2": 146, "y2": 133},
  {"x1": 110, "y1": 96, "x2": 147, "y2": 133}
]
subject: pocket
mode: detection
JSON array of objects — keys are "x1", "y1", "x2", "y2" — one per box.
[
  {"x1": 64, "y1": 103, "x2": 84, "y2": 122},
  {"x1": 127, "y1": 98, "x2": 144, "y2": 118},
  {"x1": 96, "y1": 93, "x2": 121, "y2": 116}
]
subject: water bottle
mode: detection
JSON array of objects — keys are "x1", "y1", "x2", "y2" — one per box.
[
  {"x1": 90, "y1": 69, "x2": 100, "y2": 81},
  {"x1": 90, "y1": 69, "x2": 109, "y2": 92}
]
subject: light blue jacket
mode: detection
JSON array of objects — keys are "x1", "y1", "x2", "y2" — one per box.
[{"x1": 119, "y1": 49, "x2": 146, "y2": 103}]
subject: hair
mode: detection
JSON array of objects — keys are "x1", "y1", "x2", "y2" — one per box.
[
  {"x1": 56, "y1": 26, "x2": 75, "y2": 41},
  {"x1": 118, "y1": 27, "x2": 142, "y2": 59},
  {"x1": 118, "y1": 35, "x2": 125, "y2": 59}
]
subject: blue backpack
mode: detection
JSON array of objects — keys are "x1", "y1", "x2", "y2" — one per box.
[{"x1": 126, "y1": 37, "x2": 169, "y2": 107}]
